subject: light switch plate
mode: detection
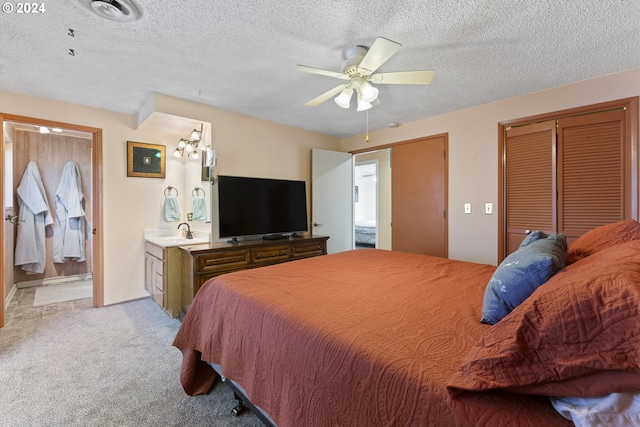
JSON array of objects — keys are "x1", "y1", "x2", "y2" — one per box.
[
  {"x1": 485, "y1": 203, "x2": 493, "y2": 214},
  {"x1": 464, "y1": 203, "x2": 471, "y2": 214}
]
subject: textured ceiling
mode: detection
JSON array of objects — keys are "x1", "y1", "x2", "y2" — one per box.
[{"x1": 2, "y1": 0, "x2": 640, "y2": 137}]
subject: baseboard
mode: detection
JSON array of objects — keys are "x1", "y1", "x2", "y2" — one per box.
[
  {"x1": 5, "y1": 284, "x2": 17, "y2": 310},
  {"x1": 16, "y1": 273, "x2": 93, "y2": 289}
]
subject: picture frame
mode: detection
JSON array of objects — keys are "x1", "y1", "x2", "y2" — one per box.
[{"x1": 127, "y1": 141, "x2": 166, "y2": 178}]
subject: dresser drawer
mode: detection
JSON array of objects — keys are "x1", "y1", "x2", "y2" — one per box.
[
  {"x1": 252, "y1": 245, "x2": 290, "y2": 265},
  {"x1": 292, "y1": 241, "x2": 326, "y2": 258},
  {"x1": 198, "y1": 249, "x2": 251, "y2": 273}
]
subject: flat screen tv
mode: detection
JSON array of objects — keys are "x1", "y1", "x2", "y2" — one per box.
[{"x1": 217, "y1": 175, "x2": 308, "y2": 239}]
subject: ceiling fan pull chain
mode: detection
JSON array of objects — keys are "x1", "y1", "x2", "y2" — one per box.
[{"x1": 365, "y1": 109, "x2": 369, "y2": 143}]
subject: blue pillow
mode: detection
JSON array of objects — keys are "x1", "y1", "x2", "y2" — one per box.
[
  {"x1": 519, "y1": 230, "x2": 547, "y2": 248},
  {"x1": 480, "y1": 232, "x2": 567, "y2": 325}
]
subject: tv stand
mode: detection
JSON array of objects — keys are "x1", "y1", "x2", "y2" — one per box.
[
  {"x1": 262, "y1": 234, "x2": 288, "y2": 241},
  {"x1": 227, "y1": 238, "x2": 242, "y2": 245},
  {"x1": 290, "y1": 232, "x2": 304, "y2": 238},
  {"x1": 179, "y1": 235, "x2": 329, "y2": 316}
]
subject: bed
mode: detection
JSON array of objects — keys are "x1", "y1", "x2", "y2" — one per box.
[
  {"x1": 354, "y1": 220, "x2": 376, "y2": 247},
  {"x1": 173, "y1": 219, "x2": 640, "y2": 427}
]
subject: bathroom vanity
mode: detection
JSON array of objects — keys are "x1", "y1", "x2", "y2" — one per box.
[{"x1": 144, "y1": 229, "x2": 209, "y2": 318}]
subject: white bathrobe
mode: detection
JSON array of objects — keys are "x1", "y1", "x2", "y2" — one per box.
[
  {"x1": 14, "y1": 161, "x2": 54, "y2": 274},
  {"x1": 53, "y1": 161, "x2": 86, "y2": 263}
]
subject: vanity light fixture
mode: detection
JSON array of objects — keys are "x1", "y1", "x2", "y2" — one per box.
[{"x1": 173, "y1": 123, "x2": 203, "y2": 159}]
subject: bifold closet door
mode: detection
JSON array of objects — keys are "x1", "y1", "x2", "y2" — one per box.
[
  {"x1": 504, "y1": 108, "x2": 629, "y2": 256},
  {"x1": 504, "y1": 120, "x2": 556, "y2": 255},
  {"x1": 557, "y1": 109, "x2": 628, "y2": 245}
]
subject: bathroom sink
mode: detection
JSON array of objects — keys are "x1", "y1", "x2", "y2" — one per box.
[{"x1": 145, "y1": 235, "x2": 209, "y2": 247}]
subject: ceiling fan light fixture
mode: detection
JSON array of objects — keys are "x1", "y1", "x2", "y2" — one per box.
[
  {"x1": 361, "y1": 82, "x2": 378, "y2": 103},
  {"x1": 357, "y1": 95, "x2": 372, "y2": 112},
  {"x1": 335, "y1": 88, "x2": 353, "y2": 109}
]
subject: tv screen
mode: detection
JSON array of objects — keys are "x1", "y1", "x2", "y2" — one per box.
[{"x1": 218, "y1": 175, "x2": 309, "y2": 239}]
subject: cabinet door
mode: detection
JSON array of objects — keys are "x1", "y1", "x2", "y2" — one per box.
[{"x1": 144, "y1": 252, "x2": 155, "y2": 296}]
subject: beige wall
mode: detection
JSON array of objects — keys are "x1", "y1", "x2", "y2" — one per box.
[
  {"x1": 0, "y1": 91, "x2": 340, "y2": 305},
  {"x1": 3, "y1": 66, "x2": 640, "y2": 304},
  {"x1": 342, "y1": 67, "x2": 640, "y2": 265}
]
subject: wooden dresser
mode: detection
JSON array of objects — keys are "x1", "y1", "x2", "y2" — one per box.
[{"x1": 179, "y1": 234, "x2": 329, "y2": 315}]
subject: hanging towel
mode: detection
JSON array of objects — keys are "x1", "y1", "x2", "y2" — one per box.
[
  {"x1": 14, "y1": 161, "x2": 54, "y2": 274},
  {"x1": 54, "y1": 161, "x2": 86, "y2": 263},
  {"x1": 164, "y1": 196, "x2": 180, "y2": 222},
  {"x1": 192, "y1": 196, "x2": 207, "y2": 221}
]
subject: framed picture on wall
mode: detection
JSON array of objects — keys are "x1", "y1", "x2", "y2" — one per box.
[{"x1": 127, "y1": 141, "x2": 166, "y2": 178}]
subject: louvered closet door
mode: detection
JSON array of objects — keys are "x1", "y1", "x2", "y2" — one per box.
[
  {"x1": 557, "y1": 110, "x2": 626, "y2": 245},
  {"x1": 505, "y1": 120, "x2": 556, "y2": 254}
]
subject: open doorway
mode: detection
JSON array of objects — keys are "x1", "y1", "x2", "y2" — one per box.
[
  {"x1": 354, "y1": 161, "x2": 378, "y2": 248},
  {"x1": 1, "y1": 114, "x2": 103, "y2": 328},
  {"x1": 353, "y1": 149, "x2": 392, "y2": 250}
]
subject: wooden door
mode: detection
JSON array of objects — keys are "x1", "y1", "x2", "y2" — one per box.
[
  {"x1": 500, "y1": 98, "x2": 637, "y2": 261},
  {"x1": 391, "y1": 135, "x2": 447, "y2": 257},
  {"x1": 558, "y1": 109, "x2": 627, "y2": 245},
  {"x1": 504, "y1": 120, "x2": 556, "y2": 254},
  {"x1": 13, "y1": 129, "x2": 93, "y2": 283}
]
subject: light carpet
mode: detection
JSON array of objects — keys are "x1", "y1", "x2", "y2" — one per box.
[
  {"x1": 33, "y1": 280, "x2": 93, "y2": 307},
  {"x1": 0, "y1": 297, "x2": 264, "y2": 427}
]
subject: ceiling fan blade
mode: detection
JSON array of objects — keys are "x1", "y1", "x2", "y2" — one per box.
[
  {"x1": 297, "y1": 65, "x2": 349, "y2": 80},
  {"x1": 370, "y1": 70, "x2": 435, "y2": 85},
  {"x1": 357, "y1": 37, "x2": 402, "y2": 75},
  {"x1": 304, "y1": 84, "x2": 348, "y2": 106}
]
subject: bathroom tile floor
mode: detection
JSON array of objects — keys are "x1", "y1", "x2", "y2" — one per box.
[{"x1": 4, "y1": 286, "x2": 93, "y2": 327}]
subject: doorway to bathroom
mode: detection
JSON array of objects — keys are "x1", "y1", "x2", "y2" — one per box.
[
  {"x1": 354, "y1": 160, "x2": 379, "y2": 249},
  {"x1": 1, "y1": 113, "x2": 104, "y2": 328}
]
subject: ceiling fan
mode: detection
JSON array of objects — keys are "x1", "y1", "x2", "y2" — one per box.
[{"x1": 297, "y1": 37, "x2": 435, "y2": 111}]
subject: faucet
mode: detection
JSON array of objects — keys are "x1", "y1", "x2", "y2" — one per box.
[{"x1": 177, "y1": 222, "x2": 193, "y2": 239}]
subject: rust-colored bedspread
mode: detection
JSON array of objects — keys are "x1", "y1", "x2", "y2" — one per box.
[{"x1": 173, "y1": 249, "x2": 570, "y2": 427}]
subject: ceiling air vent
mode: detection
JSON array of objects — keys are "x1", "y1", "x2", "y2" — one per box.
[{"x1": 80, "y1": 0, "x2": 141, "y2": 22}]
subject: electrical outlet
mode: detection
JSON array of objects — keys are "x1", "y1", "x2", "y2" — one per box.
[
  {"x1": 464, "y1": 203, "x2": 471, "y2": 214},
  {"x1": 187, "y1": 212, "x2": 193, "y2": 221},
  {"x1": 485, "y1": 203, "x2": 493, "y2": 214}
]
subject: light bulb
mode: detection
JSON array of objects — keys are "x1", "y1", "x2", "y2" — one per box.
[
  {"x1": 39, "y1": 126, "x2": 50, "y2": 134},
  {"x1": 185, "y1": 142, "x2": 194, "y2": 152},
  {"x1": 178, "y1": 139, "x2": 186, "y2": 149},
  {"x1": 192, "y1": 151, "x2": 199, "y2": 160},
  {"x1": 361, "y1": 82, "x2": 378, "y2": 103},
  {"x1": 190, "y1": 129, "x2": 200, "y2": 141},
  {"x1": 357, "y1": 98, "x2": 372, "y2": 111},
  {"x1": 173, "y1": 148, "x2": 182, "y2": 157},
  {"x1": 334, "y1": 88, "x2": 353, "y2": 109}
]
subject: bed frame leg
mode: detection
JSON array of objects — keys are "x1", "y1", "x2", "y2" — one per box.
[{"x1": 231, "y1": 393, "x2": 247, "y2": 416}]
